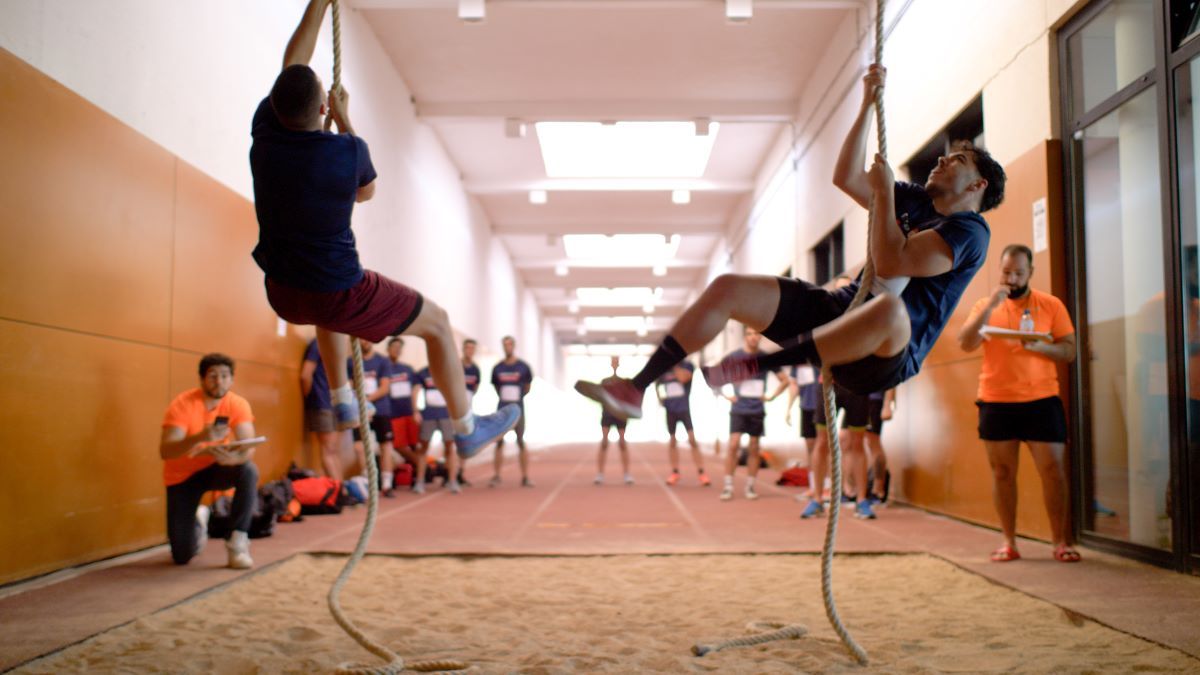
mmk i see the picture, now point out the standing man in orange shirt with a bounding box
[958,244,1079,563]
[160,354,261,569]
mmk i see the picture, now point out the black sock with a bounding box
[631,335,688,390]
[755,330,821,372]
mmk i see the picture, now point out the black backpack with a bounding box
[207,490,278,540]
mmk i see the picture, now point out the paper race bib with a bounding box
[737,379,765,398]
[425,389,446,407]
[794,366,816,386]
[500,384,522,402]
[665,382,686,399]
[363,377,378,396]
[390,380,412,399]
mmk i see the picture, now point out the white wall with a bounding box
[0,0,556,377]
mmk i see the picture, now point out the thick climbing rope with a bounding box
[692,622,808,657]
[322,3,467,673]
[814,0,887,665]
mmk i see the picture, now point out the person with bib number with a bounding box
[718,326,790,501]
[489,336,535,488]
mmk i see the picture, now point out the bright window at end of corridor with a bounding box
[536,121,719,178]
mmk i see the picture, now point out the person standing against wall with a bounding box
[347,338,396,496]
[300,338,345,479]
[489,336,534,488]
[719,326,790,501]
[657,359,710,487]
[958,244,1080,563]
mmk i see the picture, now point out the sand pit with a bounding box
[15,553,1199,674]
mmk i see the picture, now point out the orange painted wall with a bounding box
[0,48,306,585]
[888,140,1071,542]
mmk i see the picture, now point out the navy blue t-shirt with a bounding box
[463,363,481,393]
[656,361,694,414]
[727,350,776,416]
[303,339,331,411]
[416,367,449,421]
[387,361,418,417]
[348,353,391,418]
[835,181,990,381]
[249,97,377,292]
[491,360,533,408]
[791,365,822,411]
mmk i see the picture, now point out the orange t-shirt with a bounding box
[970,289,1075,403]
[161,388,254,486]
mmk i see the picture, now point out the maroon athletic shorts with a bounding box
[265,270,424,343]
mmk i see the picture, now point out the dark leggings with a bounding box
[166,462,258,564]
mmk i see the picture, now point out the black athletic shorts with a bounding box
[812,384,870,429]
[866,399,886,435]
[666,409,693,434]
[976,396,1067,443]
[761,277,908,395]
[800,407,817,439]
[353,415,394,443]
[601,412,627,429]
[730,412,765,437]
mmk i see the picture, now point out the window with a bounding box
[811,223,844,286]
[904,96,984,187]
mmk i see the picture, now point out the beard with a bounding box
[1007,284,1029,299]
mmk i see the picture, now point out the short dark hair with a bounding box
[199,353,235,378]
[1001,243,1033,266]
[388,337,404,348]
[502,335,515,343]
[953,140,1006,212]
[269,65,323,128]
[463,338,477,348]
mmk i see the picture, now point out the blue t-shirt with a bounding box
[727,350,776,416]
[463,363,481,393]
[303,339,331,411]
[491,360,533,408]
[835,181,990,382]
[656,361,694,414]
[387,361,418,417]
[416,367,449,420]
[791,365,822,411]
[249,97,377,292]
[348,353,391,418]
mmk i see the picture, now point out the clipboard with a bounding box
[979,326,1052,343]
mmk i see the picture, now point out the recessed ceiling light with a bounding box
[555,263,569,277]
[636,326,648,337]
[643,303,655,314]
[652,264,668,277]
[529,189,548,205]
[536,122,719,179]
[671,189,691,205]
[458,0,485,22]
[568,301,580,314]
[726,0,752,22]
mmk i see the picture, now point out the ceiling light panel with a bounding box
[575,286,664,306]
[562,234,681,263]
[536,122,719,179]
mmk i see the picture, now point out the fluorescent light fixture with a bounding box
[652,264,668,277]
[458,0,485,22]
[584,316,648,332]
[671,189,691,205]
[562,234,681,263]
[636,326,648,337]
[529,189,548,205]
[536,121,719,178]
[642,303,655,314]
[555,263,569,277]
[726,0,752,22]
[568,301,580,314]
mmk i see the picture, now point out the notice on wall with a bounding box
[1032,198,1048,254]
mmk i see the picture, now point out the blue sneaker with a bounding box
[456,405,521,458]
[800,499,825,519]
[855,499,877,520]
[333,399,361,430]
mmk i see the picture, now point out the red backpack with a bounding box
[776,466,810,487]
[293,477,343,515]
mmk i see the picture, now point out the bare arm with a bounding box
[283,0,332,69]
[958,287,1010,352]
[866,155,955,279]
[368,376,389,403]
[160,423,226,460]
[832,65,885,209]
[300,359,317,398]
[1023,333,1077,363]
[766,371,792,402]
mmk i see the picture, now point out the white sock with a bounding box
[746,476,756,488]
[724,475,734,487]
[453,413,475,436]
[382,472,393,490]
[332,384,354,405]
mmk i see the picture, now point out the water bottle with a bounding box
[1019,309,1034,333]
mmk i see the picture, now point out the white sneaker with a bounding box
[719,485,734,501]
[488,475,502,488]
[194,505,210,556]
[412,482,426,495]
[623,473,635,486]
[448,480,462,495]
[594,474,605,485]
[744,486,759,501]
[226,531,253,570]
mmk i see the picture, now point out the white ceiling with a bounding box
[356,0,854,346]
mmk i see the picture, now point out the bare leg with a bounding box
[493,438,506,479]
[844,429,869,500]
[597,426,610,474]
[618,427,630,476]
[809,428,830,501]
[445,438,459,483]
[317,430,342,479]
[986,440,1021,549]
[668,435,680,471]
[316,327,350,390]
[1028,441,1070,547]
[403,300,469,419]
[516,426,529,480]
[667,274,784,352]
[811,294,911,363]
[725,432,743,478]
[866,432,888,495]
[414,443,429,485]
[746,436,762,478]
[687,430,704,471]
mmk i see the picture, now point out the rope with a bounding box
[320,4,466,672]
[692,622,808,657]
[811,0,887,665]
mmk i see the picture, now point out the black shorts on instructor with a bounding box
[976,396,1067,443]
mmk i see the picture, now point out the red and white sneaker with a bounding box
[698,471,712,487]
[701,353,760,388]
[574,378,644,420]
[666,471,681,486]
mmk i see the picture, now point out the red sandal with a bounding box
[1053,545,1082,563]
[990,545,1021,562]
